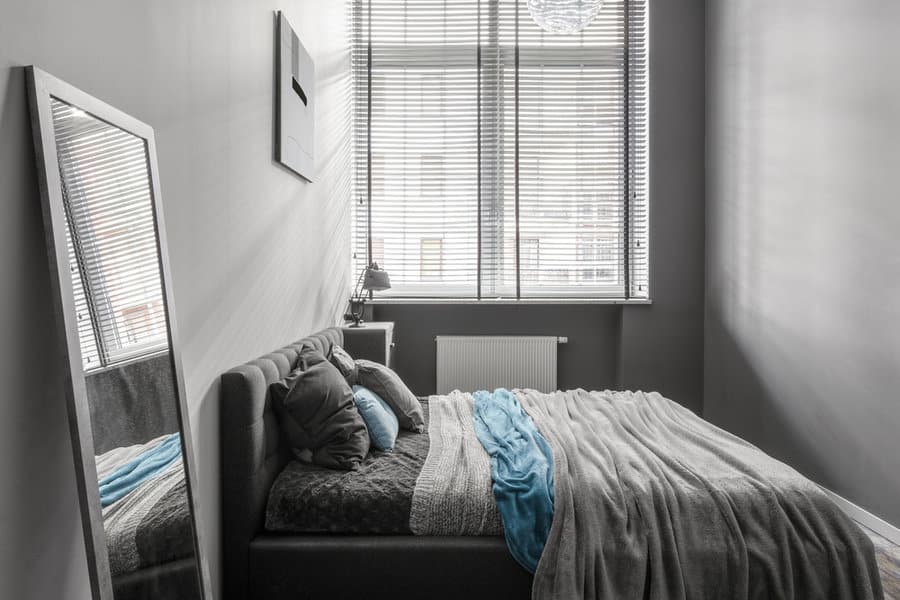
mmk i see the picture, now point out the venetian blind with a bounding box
[352,0,648,300]
[52,98,169,371]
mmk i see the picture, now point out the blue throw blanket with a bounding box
[473,388,554,573]
[98,433,182,507]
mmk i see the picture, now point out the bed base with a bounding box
[248,535,531,600]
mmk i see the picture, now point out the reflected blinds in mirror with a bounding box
[51,98,168,371]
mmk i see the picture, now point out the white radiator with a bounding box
[435,336,564,394]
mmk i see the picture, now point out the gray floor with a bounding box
[862,524,900,599]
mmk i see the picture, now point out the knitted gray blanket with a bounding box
[410,391,502,536]
[97,438,194,576]
[519,389,883,600]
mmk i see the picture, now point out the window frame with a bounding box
[352,0,650,304]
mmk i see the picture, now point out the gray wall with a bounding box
[376,0,707,412]
[86,354,178,454]
[373,304,623,396]
[0,1,351,598]
[705,0,900,527]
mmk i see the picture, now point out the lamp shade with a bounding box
[527,0,603,35]
[362,266,391,291]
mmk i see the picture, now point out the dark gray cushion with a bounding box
[328,344,358,383]
[270,349,370,470]
[295,345,328,368]
[355,360,425,433]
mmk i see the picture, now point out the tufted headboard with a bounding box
[219,327,343,600]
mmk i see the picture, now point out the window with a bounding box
[420,238,444,280]
[371,237,385,267]
[520,237,540,282]
[53,98,169,371]
[352,0,648,300]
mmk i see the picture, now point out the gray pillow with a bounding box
[355,359,424,433]
[328,344,358,383]
[270,349,370,470]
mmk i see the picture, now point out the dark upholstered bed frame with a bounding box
[221,327,532,600]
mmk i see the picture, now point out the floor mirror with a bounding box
[25,66,210,600]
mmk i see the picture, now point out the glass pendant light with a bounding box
[526,0,603,35]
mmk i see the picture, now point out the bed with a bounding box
[220,327,883,600]
[95,434,200,600]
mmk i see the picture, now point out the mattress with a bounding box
[265,402,432,534]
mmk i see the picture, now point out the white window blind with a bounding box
[52,98,169,371]
[352,0,648,300]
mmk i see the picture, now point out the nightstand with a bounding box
[342,321,394,368]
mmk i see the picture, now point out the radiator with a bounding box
[435,336,564,394]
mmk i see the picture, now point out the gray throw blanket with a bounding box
[518,389,883,600]
[411,391,503,535]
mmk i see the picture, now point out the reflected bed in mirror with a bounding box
[26,66,210,600]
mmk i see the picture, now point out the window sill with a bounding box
[367,297,652,306]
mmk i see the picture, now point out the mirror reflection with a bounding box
[50,97,201,600]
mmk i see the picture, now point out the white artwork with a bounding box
[276,11,315,181]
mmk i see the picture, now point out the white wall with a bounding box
[0,1,351,597]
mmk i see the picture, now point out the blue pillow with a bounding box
[352,385,399,453]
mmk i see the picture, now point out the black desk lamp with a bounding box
[345,262,391,327]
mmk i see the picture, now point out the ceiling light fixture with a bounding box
[526,0,603,35]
